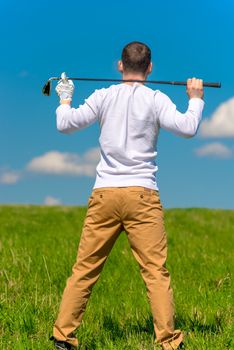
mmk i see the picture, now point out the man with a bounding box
[51,41,204,350]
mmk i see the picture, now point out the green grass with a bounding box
[0,206,233,350]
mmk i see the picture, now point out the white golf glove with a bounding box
[55,72,74,101]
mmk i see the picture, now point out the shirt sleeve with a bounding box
[56,89,105,134]
[155,91,205,138]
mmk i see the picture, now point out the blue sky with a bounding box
[0,0,234,208]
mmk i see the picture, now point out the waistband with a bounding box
[92,186,159,194]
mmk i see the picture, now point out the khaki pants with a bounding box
[53,187,183,349]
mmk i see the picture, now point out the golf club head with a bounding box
[42,80,51,96]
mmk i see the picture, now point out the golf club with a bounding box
[42,77,221,96]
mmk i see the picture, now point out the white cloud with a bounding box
[200,97,234,138]
[27,147,100,177]
[0,170,21,184]
[83,147,100,163]
[0,148,100,186]
[195,142,233,158]
[44,196,62,206]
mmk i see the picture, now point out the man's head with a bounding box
[118,41,152,78]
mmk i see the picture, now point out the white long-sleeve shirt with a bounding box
[56,83,204,190]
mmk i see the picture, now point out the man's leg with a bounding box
[122,187,183,350]
[53,188,123,348]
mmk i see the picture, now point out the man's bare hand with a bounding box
[187,78,204,99]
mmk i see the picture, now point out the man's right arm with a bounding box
[155,78,204,138]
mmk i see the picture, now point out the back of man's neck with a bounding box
[122,72,147,85]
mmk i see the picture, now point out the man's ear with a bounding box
[118,60,124,73]
[147,62,153,75]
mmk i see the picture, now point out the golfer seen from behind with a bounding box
[52,41,204,350]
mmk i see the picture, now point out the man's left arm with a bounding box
[56,92,102,133]
[55,73,104,133]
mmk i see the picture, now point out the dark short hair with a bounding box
[121,41,151,74]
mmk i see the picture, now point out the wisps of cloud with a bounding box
[27,148,100,177]
[194,142,233,159]
[0,147,100,186]
[18,70,29,78]
[0,170,21,184]
[199,97,234,138]
[44,196,62,206]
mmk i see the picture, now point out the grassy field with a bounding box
[0,206,233,350]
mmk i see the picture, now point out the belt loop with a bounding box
[143,187,151,192]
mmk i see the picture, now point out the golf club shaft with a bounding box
[49,77,221,88]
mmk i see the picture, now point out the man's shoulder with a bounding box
[91,84,129,100]
[91,84,119,97]
[91,84,168,102]
[94,83,159,92]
